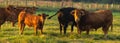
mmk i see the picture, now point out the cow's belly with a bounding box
[26,23,33,27]
[92,24,102,29]
[24,19,34,27]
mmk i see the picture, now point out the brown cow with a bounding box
[15,6,38,14]
[48,7,77,34]
[0,5,16,29]
[18,9,49,35]
[7,5,38,27]
[71,9,113,38]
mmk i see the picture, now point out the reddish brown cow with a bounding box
[18,9,48,35]
[71,9,113,38]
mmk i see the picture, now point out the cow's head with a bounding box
[5,5,18,22]
[6,5,17,15]
[71,9,86,22]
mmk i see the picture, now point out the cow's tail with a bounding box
[48,11,59,19]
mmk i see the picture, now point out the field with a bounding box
[0,8,120,43]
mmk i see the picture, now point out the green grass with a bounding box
[0,11,120,43]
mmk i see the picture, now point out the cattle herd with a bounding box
[0,5,113,38]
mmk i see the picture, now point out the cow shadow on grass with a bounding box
[45,32,82,39]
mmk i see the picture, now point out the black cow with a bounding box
[48,7,77,34]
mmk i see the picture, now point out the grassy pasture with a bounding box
[0,9,120,43]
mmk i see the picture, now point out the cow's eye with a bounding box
[80,12,83,15]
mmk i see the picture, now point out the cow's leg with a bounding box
[59,24,62,34]
[63,24,68,34]
[34,26,38,35]
[12,22,16,27]
[40,26,43,35]
[77,28,81,34]
[86,26,90,35]
[20,23,25,35]
[58,18,63,34]
[86,29,90,35]
[58,20,62,34]
[76,24,81,34]
[11,22,15,27]
[102,25,109,38]
[41,29,43,34]
[19,23,22,35]
[71,23,75,33]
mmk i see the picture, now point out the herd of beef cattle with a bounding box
[0,5,113,38]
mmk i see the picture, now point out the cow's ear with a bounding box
[38,14,41,16]
[22,8,27,11]
[7,7,13,11]
[80,9,86,16]
[71,10,75,15]
[81,11,85,16]
[7,7,10,10]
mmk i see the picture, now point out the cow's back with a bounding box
[95,10,113,23]
[58,7,76,23]
[24,14,39,27]
[80,10,113,29]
